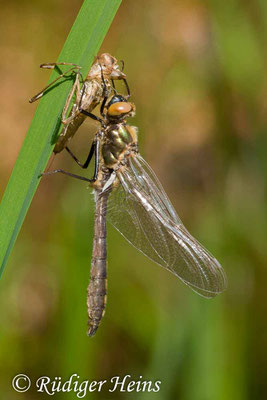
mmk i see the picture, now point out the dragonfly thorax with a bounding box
[102,124,138,168]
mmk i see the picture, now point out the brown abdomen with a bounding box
[87,190,109,336]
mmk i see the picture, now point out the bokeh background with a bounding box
[0,0,267,399]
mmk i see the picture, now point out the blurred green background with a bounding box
[0,0,267,399]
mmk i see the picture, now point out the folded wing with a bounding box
[105,154,227,298]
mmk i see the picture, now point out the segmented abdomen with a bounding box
[87,190,109,336]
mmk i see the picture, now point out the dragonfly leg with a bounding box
[99,62,109,117]
[120,59,125,72]
[100,96,108,117]
[61,70,82,125]
[41,62,80,68]
[65,141,95,169]
[29,64,81,103]
[63,138,100,181]
[118,59,130,98]
[93,139,100,181]
[79,108,104,124]
[41,169,94,183]
[123,78,130,98]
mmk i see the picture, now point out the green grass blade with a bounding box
[0,0,122,277]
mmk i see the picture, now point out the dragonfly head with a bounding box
[106,95,136,121]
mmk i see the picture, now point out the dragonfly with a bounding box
[30,53,129,154]
[44,88,227,337]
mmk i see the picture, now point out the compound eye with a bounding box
[108,102,132,117]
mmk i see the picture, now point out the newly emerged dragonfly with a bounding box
[30,53,129,153]
[45,88,227,336]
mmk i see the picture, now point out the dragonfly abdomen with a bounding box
[87,190,109,337]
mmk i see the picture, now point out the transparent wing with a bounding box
[105,154,227,298]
